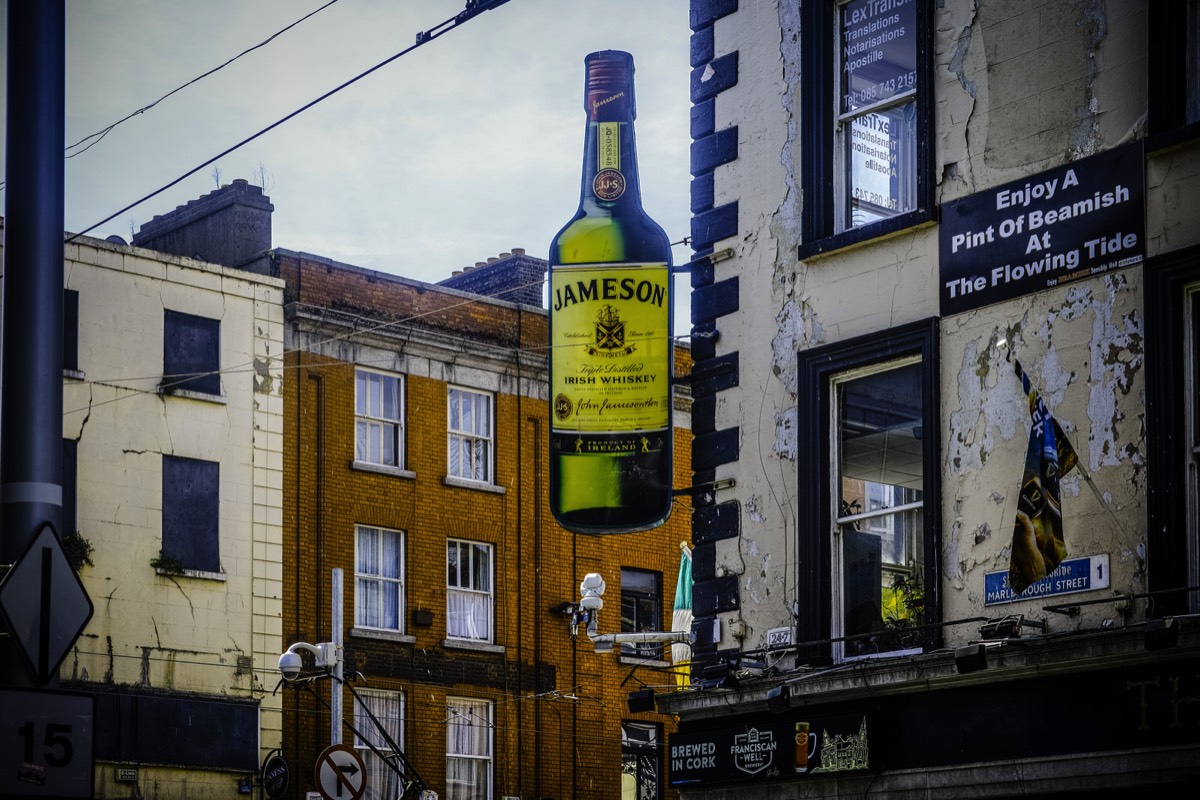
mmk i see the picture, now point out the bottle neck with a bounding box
[579,87,642,211]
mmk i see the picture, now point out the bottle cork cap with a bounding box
[584,49,635,119]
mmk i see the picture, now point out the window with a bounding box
[356,526,405,632]
[1149,0,1200,135]
[448,388,493,483]
[620,568,662,659]
[163,310,220,395]
[63,439,77,541]
[799,0,934,257]
[834,360,924,658]
[446,697,492,800]
[64,289,79,373]
[796,319,939,663]
[356,369,404,468]
[354,688,405,800]
[621,721,661,800]
[446,540,493,642]
[1145,250,1200,615]
[161,455,220,573]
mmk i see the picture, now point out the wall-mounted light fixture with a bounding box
[1144,618,1179,651]
[627,688,657,713]
[766,685,791,715]
[954,643,989,674]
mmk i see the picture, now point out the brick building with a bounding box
[134,181,694,799]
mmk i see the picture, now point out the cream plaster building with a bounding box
[3,215,286,796]
[658,1,1200,797]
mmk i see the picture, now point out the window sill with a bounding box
[351,461,415,480]
[442,638,505,654]
[619,656,670,668]
[351,627,414,644]
[797,208,937,261]
[157,385,227,404]
[443,476,505,495]
[64,369,85,381]
[155,567,226,581]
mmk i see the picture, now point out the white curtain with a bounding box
[447,589,490,640]
[446,698,491,800]
[355,689,403,800]
[356,527,403,630]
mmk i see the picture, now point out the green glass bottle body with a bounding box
[548,50,675,535]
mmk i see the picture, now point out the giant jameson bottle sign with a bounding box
[548,50,674,535]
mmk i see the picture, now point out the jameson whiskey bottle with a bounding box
[548,50,674,535]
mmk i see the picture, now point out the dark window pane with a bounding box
[62,438,77,538]
[162,455,219,572]
[164,310,220,394]
[64,289,78,372]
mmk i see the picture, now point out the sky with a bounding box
[1,0,695,330]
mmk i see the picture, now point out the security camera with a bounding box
[278,650,303,681]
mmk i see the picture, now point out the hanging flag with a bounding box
[1008,360,1079,595]
[671,544,693,687]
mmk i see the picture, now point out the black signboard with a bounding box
[939,142,1145,316]
[669,712,870,787]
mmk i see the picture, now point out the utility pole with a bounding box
[1,0,67,690]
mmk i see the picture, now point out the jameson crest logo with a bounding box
[594,305,625,350]
[589,304,634,357]
[594,168,625,200]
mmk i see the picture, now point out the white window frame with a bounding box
[355,525,405,634]
[353,688,405,800]
[447,387,494,484]
[1186,285,1200,607]
[356,369,405,468]
[830,354,924,663]
[446,697,492,800]
[446,539,494,643]
[834,0,920,234]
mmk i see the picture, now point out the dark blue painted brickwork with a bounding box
[693,427,739,472]
[687,0,742,634]
[695,500,741,544]
[691,52,739,104]
[691,0,738,31]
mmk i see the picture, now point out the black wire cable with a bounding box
[64,0,344,160]
[66,0,513,243]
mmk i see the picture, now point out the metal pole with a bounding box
[1,0,66,689]
[331,568,343,744]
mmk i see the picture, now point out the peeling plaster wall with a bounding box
[703,0,798,652]
[54,239,285,760]
[941,271,1145,632]
[708,0,1154,652]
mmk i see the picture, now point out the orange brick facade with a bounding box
[278,249,692,799]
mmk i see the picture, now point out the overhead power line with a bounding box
[64,0,345,160]
[68,0,514,243]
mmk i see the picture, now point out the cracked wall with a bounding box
[702,0,1154,653]
[49,237,286,759]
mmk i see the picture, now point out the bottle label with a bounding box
[550,263,671,433]
[594,122,625,200]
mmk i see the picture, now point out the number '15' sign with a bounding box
[0,689,94,798]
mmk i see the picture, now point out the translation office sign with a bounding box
[939,142,1145,316]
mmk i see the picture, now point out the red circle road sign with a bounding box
[314,744,366,800]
